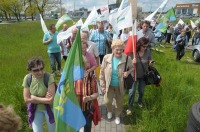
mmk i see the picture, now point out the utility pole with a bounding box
[60,0,62,16]
[74,0,75,12]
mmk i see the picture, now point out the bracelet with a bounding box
[89,95,92,101]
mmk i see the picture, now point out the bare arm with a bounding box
[60,42,64,55]
[95,56,100,66]
[43,37,52,45]
[24,83,56,104]
[99,57,106,94]
[87,65,97,73]
[23,88,34,103]
[83,93,99,103]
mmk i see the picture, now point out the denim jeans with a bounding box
[32,109,55,132]
[48,52,61,73]
[194,37,200,45]
[83,110,92,132]
[128,78,146,109]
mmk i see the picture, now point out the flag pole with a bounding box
[156,10,163,22]
[132,20,137,81]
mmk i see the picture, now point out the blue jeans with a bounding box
[48,52,61,73]
[128,78,146,109]
[194,37,200,45]
[83,110,92,132]
[32,109,55,132]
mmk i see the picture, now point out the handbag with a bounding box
[138,53,161,86]
[124,56,134,89]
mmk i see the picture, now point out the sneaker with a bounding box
[52,72,56,77]
[126,109,132,115]
[56,70,62,76]
[115,117,120,125]
[107,112,112,119]
[138,103,143,108]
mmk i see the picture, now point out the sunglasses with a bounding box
[142,46,148,48]
[32,67,44,72]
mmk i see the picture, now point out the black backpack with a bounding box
[27,72,57,89]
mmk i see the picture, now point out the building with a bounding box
[68,7,88,19]
[175,3,200,16]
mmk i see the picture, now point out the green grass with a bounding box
[0,19,199,131]
[124,45,200,131]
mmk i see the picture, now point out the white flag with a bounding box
[175,19,184,28]
[81,7,98,31]
[118,0,129,12]
[158,0,168,10]
[109,9,119,35]
[117,5,133,31]
[145,7,160,21]
[190,20,197,29]
[57,19,83,44]
[39,14,48,34]
[177,19,184,25]
[76,18,84,27]
[97,5,109,21]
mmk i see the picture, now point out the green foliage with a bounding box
[124,45,200,131]
[0,20,57,131]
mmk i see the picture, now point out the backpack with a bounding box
[27,72,57,89]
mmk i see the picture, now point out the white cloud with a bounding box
[62,0,199,12]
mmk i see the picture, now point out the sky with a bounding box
[62,0,199,12]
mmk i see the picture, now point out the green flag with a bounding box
[53,29,86,132]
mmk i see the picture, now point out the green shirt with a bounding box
[22,73,54,110]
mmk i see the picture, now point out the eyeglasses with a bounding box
[142,46,148,48]
[32,67,44,72]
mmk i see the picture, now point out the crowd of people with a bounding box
[20,19,200,132]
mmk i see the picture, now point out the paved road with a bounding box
[91,95,126,132]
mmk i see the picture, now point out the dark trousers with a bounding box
[99,55,105,64]
[165,33,172,43]
[83,110,92,132]
[48,52,61,73]
[176,48,185,60]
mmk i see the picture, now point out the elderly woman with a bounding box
[100,39,134,125]
[127,37,153,115]
[22,57,56,132]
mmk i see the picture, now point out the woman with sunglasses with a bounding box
[22,57,56,132]
[126,37,154,115]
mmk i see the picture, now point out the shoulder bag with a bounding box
[124,56,134,89]
[138,53,161,86]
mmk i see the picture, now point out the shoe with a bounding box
[138,103,143,108]
[57,70,62,76]
[52,72,56,77]
[107,112,112,119]
[126,109,132,115]
[115,117,120,125]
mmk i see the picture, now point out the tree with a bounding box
[0,0,11,20]
[9,0,23,21]
[32,0,56,17]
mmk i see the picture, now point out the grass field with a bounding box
[0,19,200,131]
